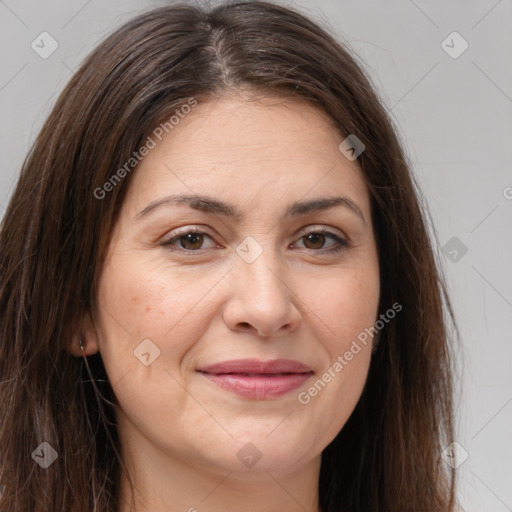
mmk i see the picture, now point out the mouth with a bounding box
[197,359,314,399]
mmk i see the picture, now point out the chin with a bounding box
[203,429,317,476]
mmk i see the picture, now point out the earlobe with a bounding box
[67,311,100,357]
[68,335,100,358]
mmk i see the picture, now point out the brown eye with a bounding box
[177,232,204,250]
[161,230,216,252]
[294,230,349,254]
[302,232,327,250]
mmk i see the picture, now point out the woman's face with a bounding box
[90,94,380,478]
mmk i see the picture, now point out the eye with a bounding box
[293,229,349,254]
[161,228,217,252]
[160,226,349,255]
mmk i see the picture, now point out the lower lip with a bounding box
[200,372,313,398]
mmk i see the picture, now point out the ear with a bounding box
[67,309,100,358]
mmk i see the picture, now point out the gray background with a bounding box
[0,0,511,510]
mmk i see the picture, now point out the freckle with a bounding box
[145,306,151,312]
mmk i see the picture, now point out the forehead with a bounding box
[123,94,370,218]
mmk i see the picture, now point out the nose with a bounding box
[222,248,301,339]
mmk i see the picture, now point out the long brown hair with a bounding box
[0,2,459,510]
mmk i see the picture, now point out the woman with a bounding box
[0,1,460,511]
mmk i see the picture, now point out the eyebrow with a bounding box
[136,193,366,224]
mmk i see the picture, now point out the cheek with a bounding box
[94,253,225,374]
[321,283,377,373]
[298,263,378,428]
[309,262,380,350]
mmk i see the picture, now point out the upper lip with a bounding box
[197,358,313,375]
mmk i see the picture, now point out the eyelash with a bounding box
[160,227,349,255]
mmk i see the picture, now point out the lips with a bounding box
[197,359,313,399]
[198,358,312,375]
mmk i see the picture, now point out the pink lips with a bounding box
[197,359,313,399]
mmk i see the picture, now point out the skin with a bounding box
[71,92,380,512]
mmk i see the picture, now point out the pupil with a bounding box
[306,233,324,249]
[182,233,203,249]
